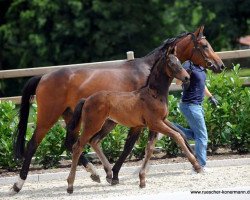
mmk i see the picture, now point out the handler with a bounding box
[175,60,218,172]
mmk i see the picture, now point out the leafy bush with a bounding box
[0,101,19,170]
[156,94,187,157]
[158,136,180,157]
[34,123,66,169]
[205,65,250,153]
[101,125,127,162]
[132,128,149,159]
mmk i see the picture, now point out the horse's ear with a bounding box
[194,25,204,39]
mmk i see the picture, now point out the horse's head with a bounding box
[177,26,225,73]
[166,47,190,87]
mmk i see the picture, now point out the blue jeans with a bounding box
[174,102,208,167]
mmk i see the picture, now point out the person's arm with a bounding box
[176,79,182,86]
[204,86,212,97]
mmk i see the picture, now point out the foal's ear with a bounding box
[173,46,177,56]
[167,46,176,55]
[194,25,204,39]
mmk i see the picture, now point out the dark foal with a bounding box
[66,50,201,193]
[12,26,224,194]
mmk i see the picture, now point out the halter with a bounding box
[189,33,213,68]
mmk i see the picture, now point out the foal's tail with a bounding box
[66,99,86,134]
[14,76,42,159]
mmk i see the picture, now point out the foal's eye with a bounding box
[202,44,208,49]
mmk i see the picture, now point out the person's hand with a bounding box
[209,96,219,107]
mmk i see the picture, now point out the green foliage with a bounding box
[101,125,128,162]
[167,94,187,126]
[205,65,250,153]
[157,95,186,157]
[158,136,180,157]
[132,128,149,159]
[34,123,66,169]
[0,101,20,170]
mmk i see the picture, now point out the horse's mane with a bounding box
[145,32,191,57]
[139,32,192,90]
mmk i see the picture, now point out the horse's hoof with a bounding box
[106,176,112,184]
[111,179,119,185]
[9,183,20,195]
[90,174,101,183]
[139,183,146,188]
[67,187,73,194]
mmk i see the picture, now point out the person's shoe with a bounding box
[191,167,211,175]
[202,167,211,173]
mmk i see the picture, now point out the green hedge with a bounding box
[0,65,249,170]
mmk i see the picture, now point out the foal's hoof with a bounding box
[90,174,101,183]
[106,176,112,184]
[67,187,73,194]
[111,179,119,185]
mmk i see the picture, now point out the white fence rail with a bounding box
[0,49,249,104]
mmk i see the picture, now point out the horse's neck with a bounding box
[176,35,192,63]
[147,66,173,99]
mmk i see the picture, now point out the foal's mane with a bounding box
[141,47,169,89]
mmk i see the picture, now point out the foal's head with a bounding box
[165,47,190,85]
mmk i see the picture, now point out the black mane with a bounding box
[145,32,191,57]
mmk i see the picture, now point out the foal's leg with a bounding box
[89,120,116,183]
[67,110,108,193]
[138,131,158,188]
[111,127,141,185]
[63,109,100,183]
[154,120,201,171]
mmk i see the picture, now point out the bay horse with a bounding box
[12,26,224,194]
[66,48,198,193]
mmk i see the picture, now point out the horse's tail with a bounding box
[14,76,42,159]
[67,99,86,134]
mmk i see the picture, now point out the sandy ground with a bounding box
[0,164,249,200]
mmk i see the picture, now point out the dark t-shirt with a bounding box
[181,61,206,105]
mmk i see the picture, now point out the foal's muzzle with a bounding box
[182,77,190,91]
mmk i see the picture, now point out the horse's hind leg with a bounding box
[139,131,158,188]
[11,98,65,194]
[63,108,100,183]
[111,127,141,185]
[89,120,116,184]
[11,125,55,194]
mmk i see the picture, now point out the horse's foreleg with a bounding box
[89,120,116,183]
[111,127,141,185]
[138,131,158,188]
